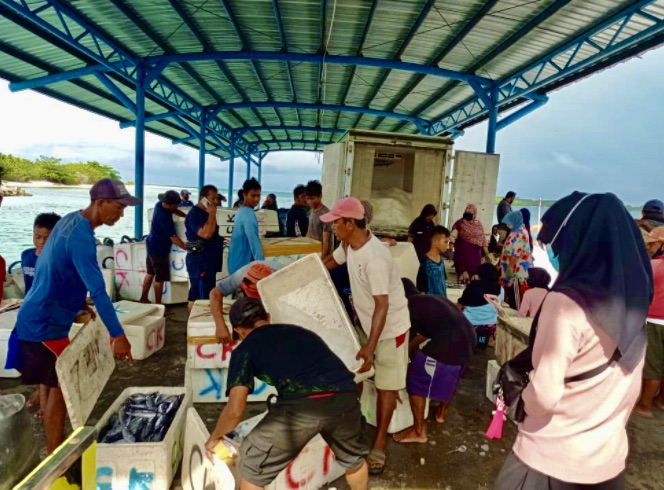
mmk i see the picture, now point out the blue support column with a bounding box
[134,66,146,238]
[246,153,251,180]
[258,153,263,183]
[486,85,498,154]
[228,134,235,208]
[198,111,207,196]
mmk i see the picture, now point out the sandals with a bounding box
[367,449,386,475]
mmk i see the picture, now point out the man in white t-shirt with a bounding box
[321,197,410,476]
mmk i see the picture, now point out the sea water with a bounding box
[0,185,295,265]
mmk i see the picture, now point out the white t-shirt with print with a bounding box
[333,234,410,340]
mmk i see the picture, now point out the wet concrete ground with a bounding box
[2,304,663,489]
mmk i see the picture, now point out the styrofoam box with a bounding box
[187,299,237,369]
[185,360,277,403]
[148,206,190,242]
[94,386,192,490]
[70,301,166,361]
[217,209,269,238]
[388,242,420,284]
[224,412,345,490]
[181,407,235,490]
[360,378,429,434]
[0,306,20,377]
[446,286,463,305]
[257,254,374,383]
[486,360,500,403]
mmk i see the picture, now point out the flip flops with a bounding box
[367,449,386,475]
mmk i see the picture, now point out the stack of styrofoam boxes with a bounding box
[185,299,277,403]
[96,243,116,300]
[181,408,345,490]
[69,300,166,361]
[218,208,272,277]
[113,240,188,303]
[0,304,21,378]
[388,241,420,284]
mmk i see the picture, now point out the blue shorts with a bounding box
[188,272,217,301]
[406,351,461,402]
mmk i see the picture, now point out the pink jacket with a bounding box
[518,287,547,317]
[513,292,644,484]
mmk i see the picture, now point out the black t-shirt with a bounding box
[226,324,356,399]
[408,295,475,366]
[286,205,309,237]
[459,280,501,307]
[408,217,434,260]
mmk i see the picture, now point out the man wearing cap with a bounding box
[320,197,410,475]
[10,178,136,454]
[179,189,194,207]
[140,190,187,304]
[209,260,282,343]
[636,199,664,233]
[205,297,369,490]
[634,227,664,417]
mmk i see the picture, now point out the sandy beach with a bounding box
[3,180,94,189]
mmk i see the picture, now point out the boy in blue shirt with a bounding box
[10,179,137,454]
[22,212,61,295]
[228,178,265,275]
[416,225,450,298]
[140,190,186,304]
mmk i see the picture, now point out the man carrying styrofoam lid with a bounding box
[209,260,283,344]
[320,196,411,476]
[7,178,137,455]
[205,297,369,490]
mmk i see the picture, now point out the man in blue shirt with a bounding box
[140,190,187,304]
[179,189,194,207]
[12,179,137,454]
[184,185,224,311]
[228,178,265,275]
[21,212,61,295]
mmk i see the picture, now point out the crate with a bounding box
[388,242,420,283]
[94,387,192,490]
[257,254,374,382]
[184,360,277,403]
[495,313,531,365]
[360,378,429,434]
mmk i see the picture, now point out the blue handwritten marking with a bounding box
[254,381,268,394]
[200,369,223,400]
[128,468,154,490]
[171,259,185,271]
[96,467,113,490]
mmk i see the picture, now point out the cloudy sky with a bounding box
[1,45,662,205]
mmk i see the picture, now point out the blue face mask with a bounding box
[547,245,560,272]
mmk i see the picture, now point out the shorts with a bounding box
[406,351,461,402]
[475,324,496,350]
[18,340,64,388]
[239,392,368,487]
[187,272,217,301]
[643,321,664,380]
[146,253,171,282]
[373,332,409,391]
[495,452,625,490]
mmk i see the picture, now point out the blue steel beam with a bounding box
[0,0,252,154]
[209,101,431,132]
[426,0,664,136]
[349,0,436,130]
[10,52,494,92]
[495,96,548,131]
[251,139,321,148]
[392,0,573,133]
[235,125,346,136]
[220,148,320,163]
[271,0,300,126]
[134,67,146,239]
[94,72,137,113]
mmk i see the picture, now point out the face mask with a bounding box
[547,245,560,272]
[544,194,594,273]
[463,212,473,221]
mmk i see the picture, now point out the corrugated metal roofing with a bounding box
[0,0,662,157]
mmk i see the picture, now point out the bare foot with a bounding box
[27,389,40,408]
[436,402,449,424]
[139,298,152,304]
[33,408,44,419]
[393,426,427,444]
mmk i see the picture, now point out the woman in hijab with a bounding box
[261,193,278,211]
[499,209,533,309]
[451,204,488,283]
[408,204,437,261]
[495,192,653,490]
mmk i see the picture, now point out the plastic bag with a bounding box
[0,394,40,489]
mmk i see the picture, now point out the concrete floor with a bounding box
[2,304,663,489]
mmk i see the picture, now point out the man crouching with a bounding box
[205,297,369,490]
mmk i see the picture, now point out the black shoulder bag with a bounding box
[493,295,621,422]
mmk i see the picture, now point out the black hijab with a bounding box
[538,192,654,372]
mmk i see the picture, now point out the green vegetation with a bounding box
[0,154,120,185]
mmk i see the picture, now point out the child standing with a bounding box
[21,213,61,295]
[518,267,551,317]
[457,263,503,348]
[416,225,450,298]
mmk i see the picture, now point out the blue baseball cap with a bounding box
[643,199,664,214]
[90,179,140,206]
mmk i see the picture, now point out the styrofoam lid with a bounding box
[56,319,115,428]
[113,300,160,324]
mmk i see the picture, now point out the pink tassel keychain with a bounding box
[486,390,506,440]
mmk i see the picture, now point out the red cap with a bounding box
[240,263,273,298]
[319,197,365,223]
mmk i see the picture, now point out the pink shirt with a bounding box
[518,287,547,317]
[649,258,664,320]
[513,292,644,484]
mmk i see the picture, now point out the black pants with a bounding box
[495,452,625,490]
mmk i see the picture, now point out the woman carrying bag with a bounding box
[494,192,653,490]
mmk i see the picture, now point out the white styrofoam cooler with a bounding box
[388,242,420,284]
[95,387,192,490]
[70,301,166,361]
[187,299,236,369]
[360,378,429,434]
[486,359,500,403]
[185,360,277,403]
[0,304,21,377]
[257,254,374,383]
